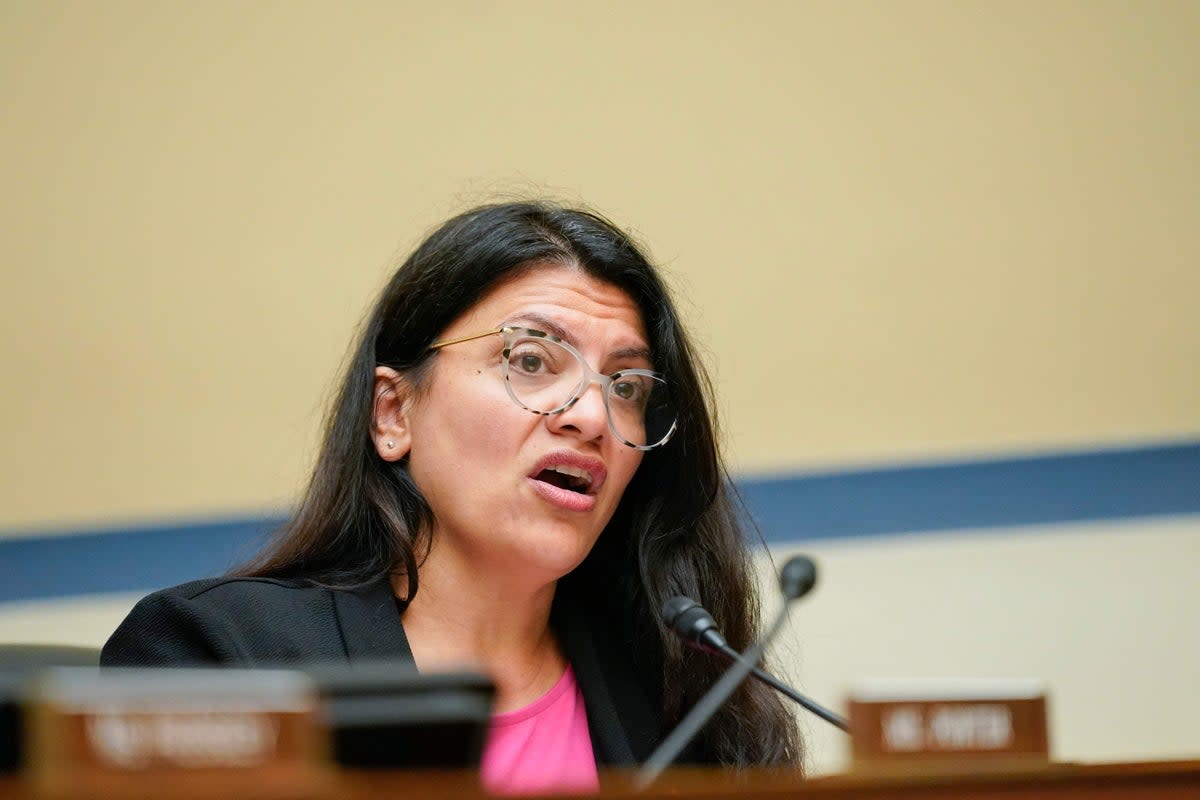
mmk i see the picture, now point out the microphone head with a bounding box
[661,595,728,652]
[779,555,818,601]
[661,596,699,629]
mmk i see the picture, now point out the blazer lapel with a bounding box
[332,574,415,662]
[556,592,661,767]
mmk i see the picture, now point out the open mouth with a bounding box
[533,465,594,495]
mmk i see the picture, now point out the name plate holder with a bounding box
[847,678,1050,773]
[26,668,331,798]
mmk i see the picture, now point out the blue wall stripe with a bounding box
[739,441,1200,542]
[0,518,285,605]
[1,441,1197,605]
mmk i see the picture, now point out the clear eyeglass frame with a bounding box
[428,325,677,451]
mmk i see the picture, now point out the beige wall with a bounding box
[2,1,1196,531]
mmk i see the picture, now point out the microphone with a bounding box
[635,555,818,789]
[660,596,729,653]
[663,596,849,732]
[779,553,817,600]
[659,555,819,656]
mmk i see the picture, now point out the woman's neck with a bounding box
[393,544,566,713]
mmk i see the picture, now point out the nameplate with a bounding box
[847,678,1049,770]
[26,668,330,797]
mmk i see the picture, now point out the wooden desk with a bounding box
[2,759,1197,799]
[629,760,1200,800]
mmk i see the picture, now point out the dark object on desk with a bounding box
[305,662,494,770]
[0,645,100,673]
[0,644,100,773]
[0,673,21,773]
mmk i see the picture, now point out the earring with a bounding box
[386,440,395,449]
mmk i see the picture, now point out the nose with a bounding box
[545,378,610,442]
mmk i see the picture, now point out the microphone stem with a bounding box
[716,644,849,732]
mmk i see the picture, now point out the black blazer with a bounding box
[101,574,667,767]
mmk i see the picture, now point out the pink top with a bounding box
[480,665,599,796]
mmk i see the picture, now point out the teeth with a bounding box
[549,464,592,488]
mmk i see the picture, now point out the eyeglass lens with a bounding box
[504,334,675,448]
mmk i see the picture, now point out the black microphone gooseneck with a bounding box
[635,555,816,790]
[664,596,849,733]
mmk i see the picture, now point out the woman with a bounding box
[102,201,802,790]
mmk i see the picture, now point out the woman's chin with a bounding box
[501,530,597,582]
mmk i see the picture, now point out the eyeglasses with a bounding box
[428,326,677,450]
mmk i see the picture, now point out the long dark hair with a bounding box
[241,201,802,767]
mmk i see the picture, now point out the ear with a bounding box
[373,366,414,461]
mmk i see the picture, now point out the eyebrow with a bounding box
[507,312,654,364]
